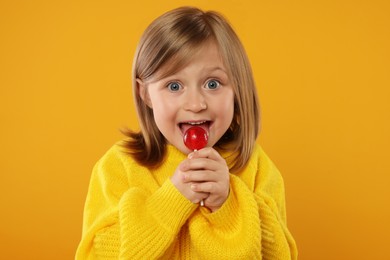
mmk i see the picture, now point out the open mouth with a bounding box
[179,120,211,136]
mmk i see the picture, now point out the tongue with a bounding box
[183,126,208,150]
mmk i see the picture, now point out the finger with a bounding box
[183,170,216,183]
[184,157,221,171]
[191,182,218,194]
[191,191,209,204]
[188,147,225,162]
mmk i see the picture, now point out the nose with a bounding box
[183,87,207,112]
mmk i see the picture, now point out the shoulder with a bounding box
[92,142,125,176]
[244,143,277,173]
[91,141,141,184]
[94,142,125,171]
[96,140,138,169]
[87,141,156,200]
[93,141,155,187]
[250,144,285,194]
[233,143,283,190]
[253,144,280,175]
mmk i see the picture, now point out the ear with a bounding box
[136,78,152,108]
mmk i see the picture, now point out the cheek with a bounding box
[220,91,235,117]
[210,91,235,129]
[149,96,177,123]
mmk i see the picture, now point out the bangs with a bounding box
[150,38,215,82]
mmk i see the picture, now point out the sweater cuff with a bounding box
[146,179,197,232]
[199,183,240,230]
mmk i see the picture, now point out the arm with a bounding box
[181,147,297,259]
[252,147,298,259]
[188,174,262,259]
[176,148,261,258]
[76,145,197,259]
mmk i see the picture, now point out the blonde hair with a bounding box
[122,6,260,173]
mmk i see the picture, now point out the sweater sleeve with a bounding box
[253,148,298,259]
[75,145,197,259]
[187,147,298,260]
[188,174,262,259]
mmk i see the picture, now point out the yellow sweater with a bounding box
[76,143,297,259]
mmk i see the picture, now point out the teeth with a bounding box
[187,121,206,125]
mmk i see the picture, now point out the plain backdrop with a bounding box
[1,0,389,259]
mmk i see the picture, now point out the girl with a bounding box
[76,6,297,259]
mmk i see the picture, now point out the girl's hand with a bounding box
[171,159,210,205]
[181,147,230,212]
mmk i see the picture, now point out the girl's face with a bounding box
[140,41,234,154]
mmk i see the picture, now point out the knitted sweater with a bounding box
[76,143,297,259]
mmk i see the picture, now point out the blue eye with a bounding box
[168,82,181,92]
[206,80,220,89]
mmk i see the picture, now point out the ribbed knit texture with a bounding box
[75,143,297,259]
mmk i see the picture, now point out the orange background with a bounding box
[1,0,389,259]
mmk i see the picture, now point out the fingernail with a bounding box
[188,152,194,159]
[191,184,196,190]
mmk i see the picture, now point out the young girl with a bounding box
[76,6,297,259]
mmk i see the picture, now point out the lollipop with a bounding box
[183,126,208,151]
[183,126,208,207]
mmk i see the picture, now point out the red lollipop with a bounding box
[183,126,208,207]
[183,126,208,151]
